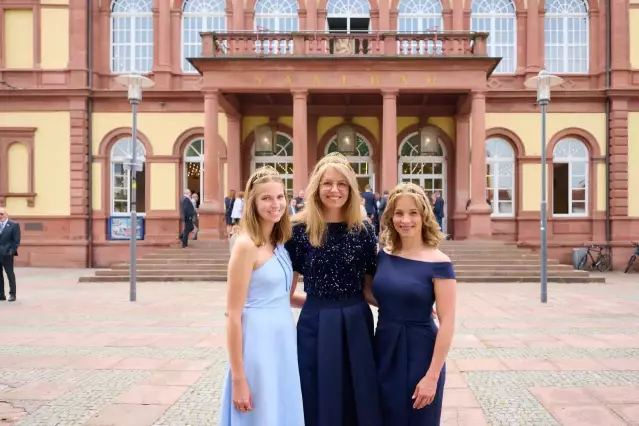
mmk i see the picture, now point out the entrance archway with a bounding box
[326,133,374,192]
[398,129,448,231]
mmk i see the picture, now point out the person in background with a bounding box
[180,189,196,248]
[289,198,297,217]
[360,198,370,222]
[225,189,236,238]
[432,191,445,232]
[361,184,377,223]
[191,192,200,240]
[374,192,382,234]
[231,191,244,225]
[294,190,305,212]
[0,208,20,302]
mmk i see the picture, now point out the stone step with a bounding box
[79,275,606,283]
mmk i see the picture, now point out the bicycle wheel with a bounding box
[625,255,637,274]
[577,254,588,271]
[597,253,612,272]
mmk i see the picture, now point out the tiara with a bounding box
[248,166,280,189]
[318,152,353,170]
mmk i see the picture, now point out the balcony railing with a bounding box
[200,31,488,59]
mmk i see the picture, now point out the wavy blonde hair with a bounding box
[240,166,291,246]
[294,152,365,247]
[380,182,444,253]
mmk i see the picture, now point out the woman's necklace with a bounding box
[398,245,425,258]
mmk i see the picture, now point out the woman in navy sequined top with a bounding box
[285,153,381,426]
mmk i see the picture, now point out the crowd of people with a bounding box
[220,153,457,426]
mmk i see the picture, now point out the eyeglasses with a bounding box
[320,181,349,191]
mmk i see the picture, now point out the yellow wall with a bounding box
[92,112,227,213]
[4,10,34,69]
[41,7,69,69]
[92,162,102,211]
[631,9,639,69]
[8,144,29,193]
[0,112,70,216]
[628,113,639,216]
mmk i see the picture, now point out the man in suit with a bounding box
[179,189,197,248]
[361,184,377,222]
[0,208,20,302]
[432,191,445,232]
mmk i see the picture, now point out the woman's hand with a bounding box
[412,371,439,409]
[232,378,253,413]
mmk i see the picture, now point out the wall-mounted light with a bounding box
[337,124,356,155]
[419,127,439,155]
[254,125,276,155]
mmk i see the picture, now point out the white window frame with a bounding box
[552,138,589,217]
[183,138,204,198]
[326,134,375,191]
[486,138,516,217]
[544,0,589,74]
[254,0,299,54]
[397,0,443,55]
[252,132,294,196]
[397,132,448,232]
[182,0,227,73]
[110,138,147,216]
[470,0,517,74]
[326,0,371,33]
[110,0,154,74]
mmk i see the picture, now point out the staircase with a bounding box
[79,239,605,283]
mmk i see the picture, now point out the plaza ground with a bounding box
[0,269,638,426]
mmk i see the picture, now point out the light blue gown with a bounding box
[220,244,305,426]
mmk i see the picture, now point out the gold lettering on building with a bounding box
[401,75,408,85]
[285,75,293,85]
[370,74,380,85]
[254,75,263,85]
[425,74,436,85]
[341,74,347,85]
[313,75,321,84]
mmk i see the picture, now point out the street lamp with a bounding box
[524,70,563,304]
[114,74,155,302]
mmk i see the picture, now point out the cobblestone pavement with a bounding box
[0,268,638,425]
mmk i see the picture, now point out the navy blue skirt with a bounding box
[297,294,382,426]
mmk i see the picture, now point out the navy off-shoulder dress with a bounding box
[285,222,381,426]
[372,250,456,426]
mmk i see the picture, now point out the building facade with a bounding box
[0,0,638,268]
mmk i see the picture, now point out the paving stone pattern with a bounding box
[0,268,638,425]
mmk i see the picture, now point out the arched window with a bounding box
[326,134,374,191]
[111,0,153,73]
[183,138,204,200]
[110,138,147,214]
[471,0,516,74]
[397,0,443,54]
[253,132,294,197]
[552,138,588,216]
[327,0,370,33]
[486,138,515,216]
[182,0,227,72]
[544,0,589,73]
[254,0,299,54]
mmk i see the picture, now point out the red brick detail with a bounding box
[609,99,629,217]
[69,99,89,218]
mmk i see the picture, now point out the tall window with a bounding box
[326,0,370,33]
[182,0,227,72]
[111,138,147,214]
[111,0,153,73]
[553,138,588,216]
[544,0,589,73]
[471,0,516,73]
[253,133,294,197]
[184,138,204,199]
[397,0,443,55]
[486,138,515,216]
[254,0,299,54]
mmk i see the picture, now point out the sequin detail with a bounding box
[284,222,378,300]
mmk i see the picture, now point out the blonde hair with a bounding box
[294,152,365,247]
[380,182,444,253]
[240,166,291,246]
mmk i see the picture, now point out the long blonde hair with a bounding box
[294,152,365,247]
[380,182,444,253]
[240,166,291,246]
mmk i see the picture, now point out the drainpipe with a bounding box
[86,0,94,268]
[604,0,611,258]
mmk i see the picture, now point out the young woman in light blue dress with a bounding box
[220,166,304,426]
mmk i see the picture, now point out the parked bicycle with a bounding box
[577,244,612,272]
[624,242,639,274]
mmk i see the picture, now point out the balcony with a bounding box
[199,31,488,59]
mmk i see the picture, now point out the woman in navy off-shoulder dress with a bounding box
[285,153,381,426]
[372,182,457,426]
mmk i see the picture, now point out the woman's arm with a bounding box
[290,272,306,308]
[426,277,457,377]
[363,274,378,307]
[225,236,257,380]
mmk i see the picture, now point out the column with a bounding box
[154,0,172,88]
[454,114,470,215]
[467,91,492,238]
[202,91,222,211]
[227,115,241,193]
[292,90,309,192]
[525,0,539,73]
[381,90,398,192]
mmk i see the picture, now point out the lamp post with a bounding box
[524,70,563,304]
[114,74,155,302]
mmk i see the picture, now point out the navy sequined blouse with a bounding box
[284,221,378,300]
